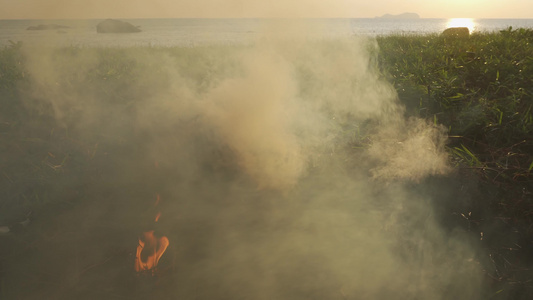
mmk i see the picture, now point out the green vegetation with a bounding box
[377,28,533,185]
[377,28,533,298]
[1,28,532,298]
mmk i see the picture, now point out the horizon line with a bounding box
[2,16,533,21]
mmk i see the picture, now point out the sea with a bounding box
[1,18,533,47]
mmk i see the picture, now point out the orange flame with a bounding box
[135,230,169,272]
[135,191,169,273]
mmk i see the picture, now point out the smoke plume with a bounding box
[7,22,483,299]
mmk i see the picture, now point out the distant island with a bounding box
[26,24,70,31]
[376,13,420,19]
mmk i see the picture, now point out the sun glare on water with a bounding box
[447,18,476,33]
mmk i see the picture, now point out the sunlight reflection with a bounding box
[447,18,476,33]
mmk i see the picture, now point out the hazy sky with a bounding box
[1,0,532,19]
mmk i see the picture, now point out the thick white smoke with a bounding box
[7,23,483,299]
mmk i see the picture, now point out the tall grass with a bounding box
[1,29,532,298]
[1,29,532,231]
[377,28,533,298]
[377,28,533,187]
[0,44,243,212]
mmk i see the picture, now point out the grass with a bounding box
[377,28,533,298]
[377,28,533,186]
[0,29,532,298]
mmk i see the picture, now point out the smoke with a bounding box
[369,117,451,181]
[10,22,483,299]
[204,48,304,190]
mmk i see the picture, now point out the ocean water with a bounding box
[1,18,533,47]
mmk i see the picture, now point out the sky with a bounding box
[1,0,532,19]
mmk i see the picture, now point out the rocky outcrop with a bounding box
[27,24,70,30]
[442,27,470,38]
[96,19,141,33]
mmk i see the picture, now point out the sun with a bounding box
[446,18,476,33]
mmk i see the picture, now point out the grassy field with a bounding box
[0,28,532,299]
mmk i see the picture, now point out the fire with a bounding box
[135,182,169,274]
[134,230,169,272]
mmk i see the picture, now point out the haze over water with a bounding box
[1,18,533,47]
